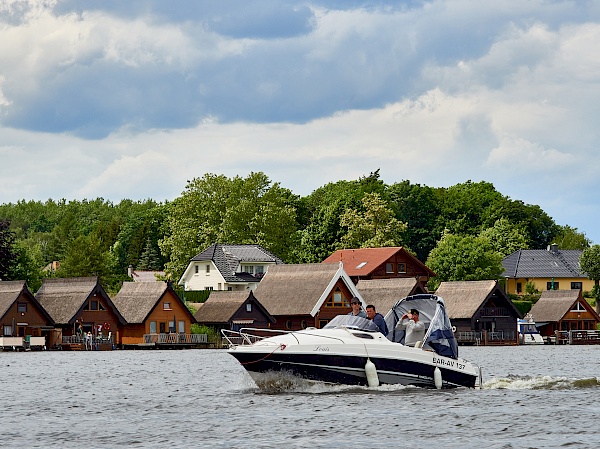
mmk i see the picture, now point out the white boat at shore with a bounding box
[517,314,545,345]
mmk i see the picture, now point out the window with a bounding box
[285,320,292,330]
[255,265,264,274]
[356,262,367,269]
[301,320,307,329]
[571,282,583,290]
[205,286,213,291]
[90,301,99,310]
[227,286,233,291]
[571,302,586,312]
[195,265,199,274]
[246,303,252,312]
[163,302,171,310]
[319,319,329,328]
[3,325,12,336]
[99,302,106,311]
[159,322,166,333]
[386,263,394,273]
[398,263,406,273]
[206,264,210,274]
[149,321,157,333]
[17,302,27,313]
[516,282,522,293]
[245,265,254,274]
[546,281,559,290]
[325,289,346,307]
[178,321,185,333]
[169,321,175,333]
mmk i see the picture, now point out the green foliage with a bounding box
[190,324,220,343]
[479,218,528,257]
[524,281,539,296]
[512,300,533,316]
[0,219,17,279]
[426,230,504,289]
[554,225,590,250]
[338,192,406,249]
[160,172,299,280]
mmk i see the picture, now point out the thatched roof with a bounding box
[36,277,102,324]
[194,291,266,324]
[435,280,499,319]
[254,263,360,316]
[0,280,28,318]
[529,289,591,323]
[356,278,424,314]
[112,281,172,323]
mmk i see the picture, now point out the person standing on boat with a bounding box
[366,304,389,336]
[348,297,367,318]
[398,309,424,346]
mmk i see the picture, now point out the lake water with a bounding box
[2,345,600,448]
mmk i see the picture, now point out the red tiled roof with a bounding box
[322,247,405,276]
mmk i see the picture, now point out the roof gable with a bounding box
[36,277,125,324]
[194,291,274,324]
[322,247,435,277]
[435,280,520,319]
[181,243,284,284]
[254,263,363,317]
[0,280,53,322]
[529,289,600,322]
[113,281,190,324]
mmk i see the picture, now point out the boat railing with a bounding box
[221,327,350,347]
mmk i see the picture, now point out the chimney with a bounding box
[128,264,133,277]
[548,243,558,254]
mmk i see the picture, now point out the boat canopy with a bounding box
[383,294,459,359]
[323,315,381,332]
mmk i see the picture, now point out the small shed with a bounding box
[36,277,126,348]
[194,291,274,331]
[529,289,600,337]
[356,278,427,315]
[253,263,364,330]
[112,281,196,346]
[0,280,55,349]
[435,280,523,345]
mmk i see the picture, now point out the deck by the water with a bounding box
[123,333,209,349]
[456,330,518,346]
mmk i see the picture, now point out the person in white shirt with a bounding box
[398,309,424,347]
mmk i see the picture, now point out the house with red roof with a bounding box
[322,247,435,285]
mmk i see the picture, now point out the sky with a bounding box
[1,0,600,244]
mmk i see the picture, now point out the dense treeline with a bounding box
[0,170,590,293]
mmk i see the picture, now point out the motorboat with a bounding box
[517,314,545,345]
[222,294,482,389]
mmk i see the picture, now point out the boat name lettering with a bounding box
[314,345,329,352]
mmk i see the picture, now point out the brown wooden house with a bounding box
[253,263,364,330]
[529,289,600,338]
[0,280,55,349]
[194,291,275,332]
[322,247,436,284]
[112,281,196,346]
[435,280,523,345]
[356,278,427,316]
[36,277,126,348]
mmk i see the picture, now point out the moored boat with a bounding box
[517,314,545,345]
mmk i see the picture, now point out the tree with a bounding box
[160,172,299,281]
[0,219,17,279]
[338,192,407,249]
[554,225,591,250]
[479,218,529,257]
[580,245,600,314]
[426,230,504,290]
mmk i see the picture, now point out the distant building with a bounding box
[502,244,593,295]
[178,244,283,292]
[356,277,427,316]
[194,291,274,332]
[323,247,435,285]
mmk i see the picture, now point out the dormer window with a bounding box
[246,303,252,312]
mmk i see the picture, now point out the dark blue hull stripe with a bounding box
[231,352,476,388]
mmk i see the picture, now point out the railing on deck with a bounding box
[456,330,516,345]
[143,333,208,344]
[62,335,113,345]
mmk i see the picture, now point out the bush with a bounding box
[512,300,532,316]
[190,324,220,343]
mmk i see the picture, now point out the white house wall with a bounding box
[182,261,226,291]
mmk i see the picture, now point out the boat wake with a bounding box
[483,375,600,390]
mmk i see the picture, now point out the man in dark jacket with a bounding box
[366,304,389,336]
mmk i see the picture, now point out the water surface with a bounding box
[2,345,600,448]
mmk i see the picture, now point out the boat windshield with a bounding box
[520,323,538,333]
[323,315,381,332]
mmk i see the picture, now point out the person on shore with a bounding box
[347,297,367,318]
[398,309,424,346]
[366,304,388,336]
